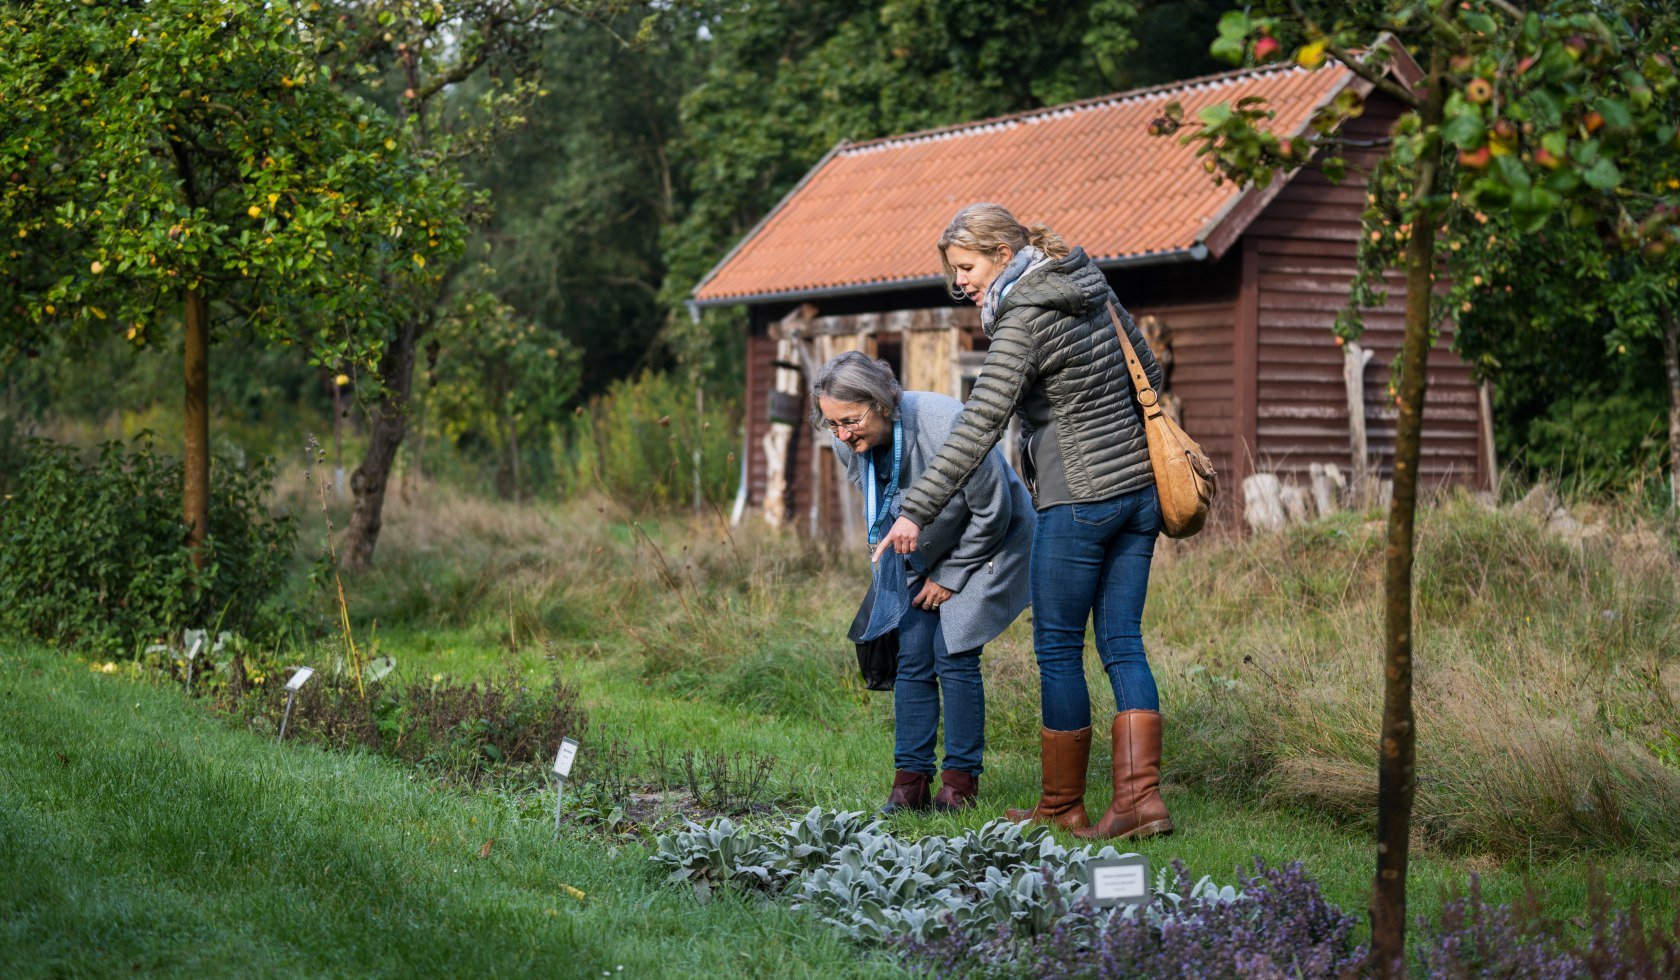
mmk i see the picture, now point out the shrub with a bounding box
[0,436,295,653]
[248,667,587,786]
[651,809,1230,944]
[556,370,739,509]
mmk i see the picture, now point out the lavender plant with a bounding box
[900,859,1365,979]
[1419,874,1680,979]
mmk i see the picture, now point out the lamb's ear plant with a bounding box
[650,809,1203,945]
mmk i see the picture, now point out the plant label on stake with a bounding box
[184,635,203,691]
[553,737,579,838]
[277,667,315,743]
[554,738,579,778]
[1086,855,1151,908]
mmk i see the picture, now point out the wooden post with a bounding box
[1344,340,1375,498]
[1477,381,1498,495]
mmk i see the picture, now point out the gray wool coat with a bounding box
[833,391,1034,653]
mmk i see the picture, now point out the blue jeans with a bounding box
[893,601,985,776]
[1031,488,1161,731]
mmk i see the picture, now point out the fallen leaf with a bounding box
[478,838,494,860]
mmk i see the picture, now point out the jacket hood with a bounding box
[994,247,1102,319]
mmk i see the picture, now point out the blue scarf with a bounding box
[855,416,909,642]
[981,245,1048,332]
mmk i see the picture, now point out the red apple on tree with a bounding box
[1457,146,1492,169]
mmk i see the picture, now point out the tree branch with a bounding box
[1288,0,1423,110]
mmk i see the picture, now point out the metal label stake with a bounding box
[277,666,315,743]
[552,738,579,838]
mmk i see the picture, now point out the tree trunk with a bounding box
[1664,310,1679,511]
[341,317,419,571]
[183,287,211,568]
[1370,54,1445,976]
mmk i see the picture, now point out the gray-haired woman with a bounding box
[813,351,1034,814]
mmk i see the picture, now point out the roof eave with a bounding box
[689,139,848,303]
[692,246,1209,310]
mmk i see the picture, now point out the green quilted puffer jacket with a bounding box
[900,247,1162,527]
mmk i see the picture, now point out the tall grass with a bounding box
[1152,492,1680,857]
[340,478,1680,860]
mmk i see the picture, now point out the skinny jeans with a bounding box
[1030,486,1161,731]
[893,599,985,776]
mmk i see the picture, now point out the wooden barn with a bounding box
[692,56,1494,541]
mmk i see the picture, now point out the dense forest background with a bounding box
[3,0,1668,506]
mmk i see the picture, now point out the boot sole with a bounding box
[1074,818,1174,841]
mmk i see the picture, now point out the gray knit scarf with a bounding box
[980,245,1050,333]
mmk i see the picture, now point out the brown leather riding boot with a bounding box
[933,770,979,811]
[879,770,931,815]
[1004,726,1092,830]
[1074,710,1174,840]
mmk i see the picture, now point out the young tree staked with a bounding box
[1164,3,1680,971]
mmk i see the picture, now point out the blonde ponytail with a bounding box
[1026,223,1069,259]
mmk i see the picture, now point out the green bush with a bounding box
[556,370,740,508]
[0,436,295,653]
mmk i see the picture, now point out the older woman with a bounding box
[874,203,1172,841]
[813,351,1034,814]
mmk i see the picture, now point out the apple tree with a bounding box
[1164,2,1680,970]
[0,0,467,562]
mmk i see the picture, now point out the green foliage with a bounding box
[0,0,466,370]
[470,3,704,396]
[0,437,295,653]
[245,667,588,787]
[425,289,582,499]
[1521,390,1668,493]
[557,370,739,507]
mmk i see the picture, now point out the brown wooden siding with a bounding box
[1129,298,1239,486]
[1245,94,1487,489]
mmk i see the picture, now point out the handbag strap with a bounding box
[1105,298,1163,422]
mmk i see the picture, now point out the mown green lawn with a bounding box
[0,646,906,978]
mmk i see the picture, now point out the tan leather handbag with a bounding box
[1106,299,1218,537]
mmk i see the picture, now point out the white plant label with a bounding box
[553,738,579,778]
[186,636,203,661]
[1087,856,1150,907]
[285,666,315,691]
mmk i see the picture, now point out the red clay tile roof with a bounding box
[693,63,1364,306]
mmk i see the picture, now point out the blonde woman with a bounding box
[874,203,1171,840]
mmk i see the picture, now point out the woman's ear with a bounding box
[995,244,1015,265]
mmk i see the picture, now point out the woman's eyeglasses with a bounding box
[819,406,874,434]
